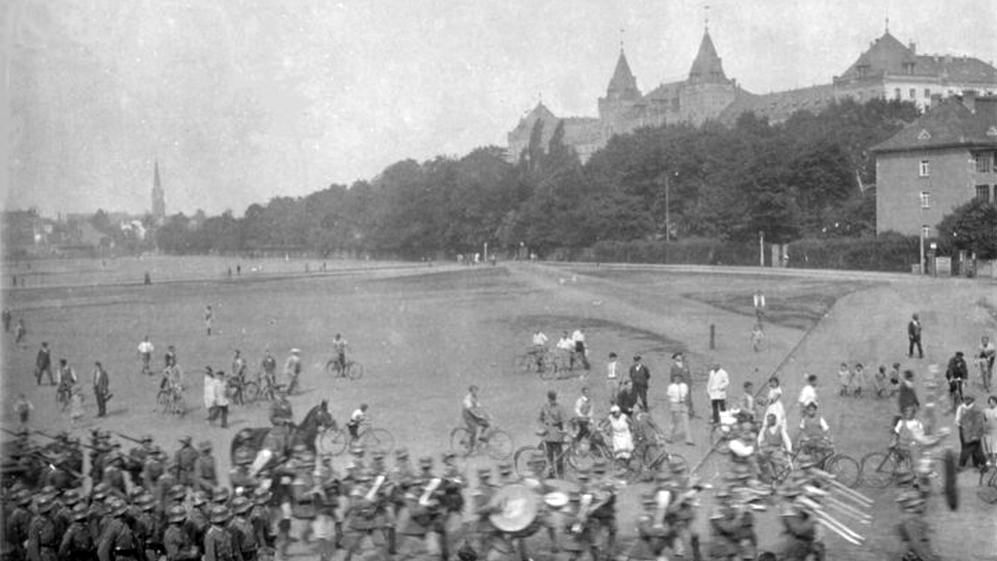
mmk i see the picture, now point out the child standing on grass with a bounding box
[874,365,888,398]
[889,362,902,397]
[751,323,765,352]
[837,362,852,397]
[14,393,33,426]
[740,381,756,421]
[852,363,867,398]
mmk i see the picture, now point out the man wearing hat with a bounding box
[249,488,275,551]
[26,495,58,561]
[53,488,80,537]
[632,491,673,561]
[896,490,936,561]
[174,436,199,487]
[284,348,302,395]
[97,499,139,561]
[586,460,618,556]
[229,448,257,496]
[669,352,696,418]
[778,484,823,561]
[707,487,756,561]
[58,502,94,560]
[629,355,651,411]
[227,497,258,561]
[203,505,235,561]
[7,489,33,559]
[131,494,159,560]
[163,505,200,560]
[184,492,211,551]
[193,441,219,493]
[538,390,568,479]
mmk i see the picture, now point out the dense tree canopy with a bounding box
[157,98,921,258]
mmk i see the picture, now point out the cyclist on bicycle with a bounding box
[332,334,348,374]
[572,386,594,443]
[137,336,154,374]
[462,385,490,452]
[231,349,247,381]
[757,413,792,481]
[796,403,832,460]
[348,404,369,440]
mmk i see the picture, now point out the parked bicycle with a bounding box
[513,348,556,378]
[226,372,260,406]
[319,420,394,455]
[449,425,514,460]
[326,357,365,380]
[156,384,186,416]
[860,444,914,488]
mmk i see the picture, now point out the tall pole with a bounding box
[759,230,764,267]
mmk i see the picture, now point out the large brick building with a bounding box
[508,25,997,162]
[871,92,997,236]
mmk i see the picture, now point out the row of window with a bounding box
[893,88,995,101]
[975,152,997,173]
[976,184,997,203]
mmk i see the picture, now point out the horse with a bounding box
[229,399,336,467]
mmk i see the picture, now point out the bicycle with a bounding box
[318,421,394,456]
[256,373,278,403]
[859,444,913,488]
[449,425,514,460]
[227,373,259,406]
[625,433,689,483]
[156,384,187,416]
[513,348,556,378]
[56,384,72,412]
[325,357,365,380]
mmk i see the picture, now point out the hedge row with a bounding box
[573,234,921,272]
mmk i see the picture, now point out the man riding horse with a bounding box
[236,393,334,477]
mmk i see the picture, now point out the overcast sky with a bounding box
[2,0,995,216]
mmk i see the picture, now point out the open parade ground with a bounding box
[2,257,996,560]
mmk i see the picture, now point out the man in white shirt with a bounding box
[137,336,154,375]
[666,373,694,445]
[213,370,230,428]
[606,352,620,400]
[798,374,819,415]
[573,386,594,442]
[532,330,549,349]
[571,328,590,370]
[348,403,369,441]
[557,332,576,369]
[706,362,730,425]
[284,348,302,394]
[462,385,489,452]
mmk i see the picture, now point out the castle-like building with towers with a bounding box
[507,23,997,162]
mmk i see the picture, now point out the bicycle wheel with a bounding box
[825,454,861,488]
[363,428,395,454]
[156,389,171,412]
[319,428,349,456]
[347,362,364,380]
[172,393,187,416]
[514,445,546,478]
[485,429,514,461]
[860,451,903,489]
[450,428,473,456]
[538,358,558,381]
[514,354,534,373]
[242,382,260,404]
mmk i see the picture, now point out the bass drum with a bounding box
[488,484,538,535]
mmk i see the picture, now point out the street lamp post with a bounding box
[919,191,931,275]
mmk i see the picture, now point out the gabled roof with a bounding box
[840,31,997,82]
[688,30,728,83]
[717,84,835,124]
[509,102,559,136]
[871,96,997,153]
[602,49,642,103]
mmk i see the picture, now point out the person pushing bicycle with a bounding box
[462,385,490,452]
[332,334,349,375]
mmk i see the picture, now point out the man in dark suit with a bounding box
[92,361,111,417]
[907,314,923,359]
[629,355,651,411]
[36,342,54,385]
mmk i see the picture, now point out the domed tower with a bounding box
[680,27,736,124]
[598,48,644,135]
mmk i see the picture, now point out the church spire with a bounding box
[151,159,165,222]
[605,47,640,101]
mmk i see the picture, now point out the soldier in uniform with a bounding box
[778,485,824,561]
[97,499,139,561]
[213,488,232,509]
[707,488,755,561]
[561,491,598,561]
[468,467,500,557]
[52,489,80,537]
[141,446,166,492]
[174,437,199,487]
[25,495,58,561]
[341,470,386,561]
[896,489,937,561]
[58,503,94,560]
[203,506,236,561]
[87,484,111,545]
[312,459,341,561]
[193,441,218,494]
[249,488,275,552]
[184,492,211,551]
[229,448,257,497]
[163,506,199,561]
[586,460,617,557]
[6,489,33,561]
[227,497,259,561]
[129,436,156,467]
[153,461,179,516]
[102,451,130,499]
[131,494,159,561]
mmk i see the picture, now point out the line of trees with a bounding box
[156,98,928,259]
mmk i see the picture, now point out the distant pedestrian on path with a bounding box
[908,313,924,359]
[92,361,111,418]
[204,305,214,336]
[14,318,26,347]
[35,342,53,385]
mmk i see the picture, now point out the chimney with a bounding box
[908,41,916,54]
[963,89,977,113]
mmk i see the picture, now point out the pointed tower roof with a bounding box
[841,31,917,79]
[607,49,640,96]
[688,30,728,83]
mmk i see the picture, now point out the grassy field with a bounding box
[2,258,995,559]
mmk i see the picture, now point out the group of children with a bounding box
[837,361,904,399]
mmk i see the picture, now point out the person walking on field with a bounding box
[137,336,154,375]
[666,373,694,445]
[92,361,111,418]
[35,342,54,385]
[538,390,567,479]
[670,353,696,419]
[797,374,819,416]
[213,371,230,428]
[898,370,920,415]
[14,318,26,347]
[204,368,217,423]
[606,352,620,402]
[629,355,651,412]
[204,305,214,336]
[983,396,997,463]
[908,313,924,359]
[284,349,302,394]
[706,362,730,425]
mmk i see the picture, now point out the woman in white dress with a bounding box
[984,395,997,461]
[606,405,634,460]
[763,376,786,429]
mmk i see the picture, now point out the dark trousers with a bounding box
[544,441,564,478]
[633,384,648,411]
[960,438,986,469]
[215,405,228,428]
[908,337,923,358]
[36,366,53,385]
[95,391,108,417]
[711,399,727,424]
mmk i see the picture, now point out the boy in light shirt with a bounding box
[666,373,694,445]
